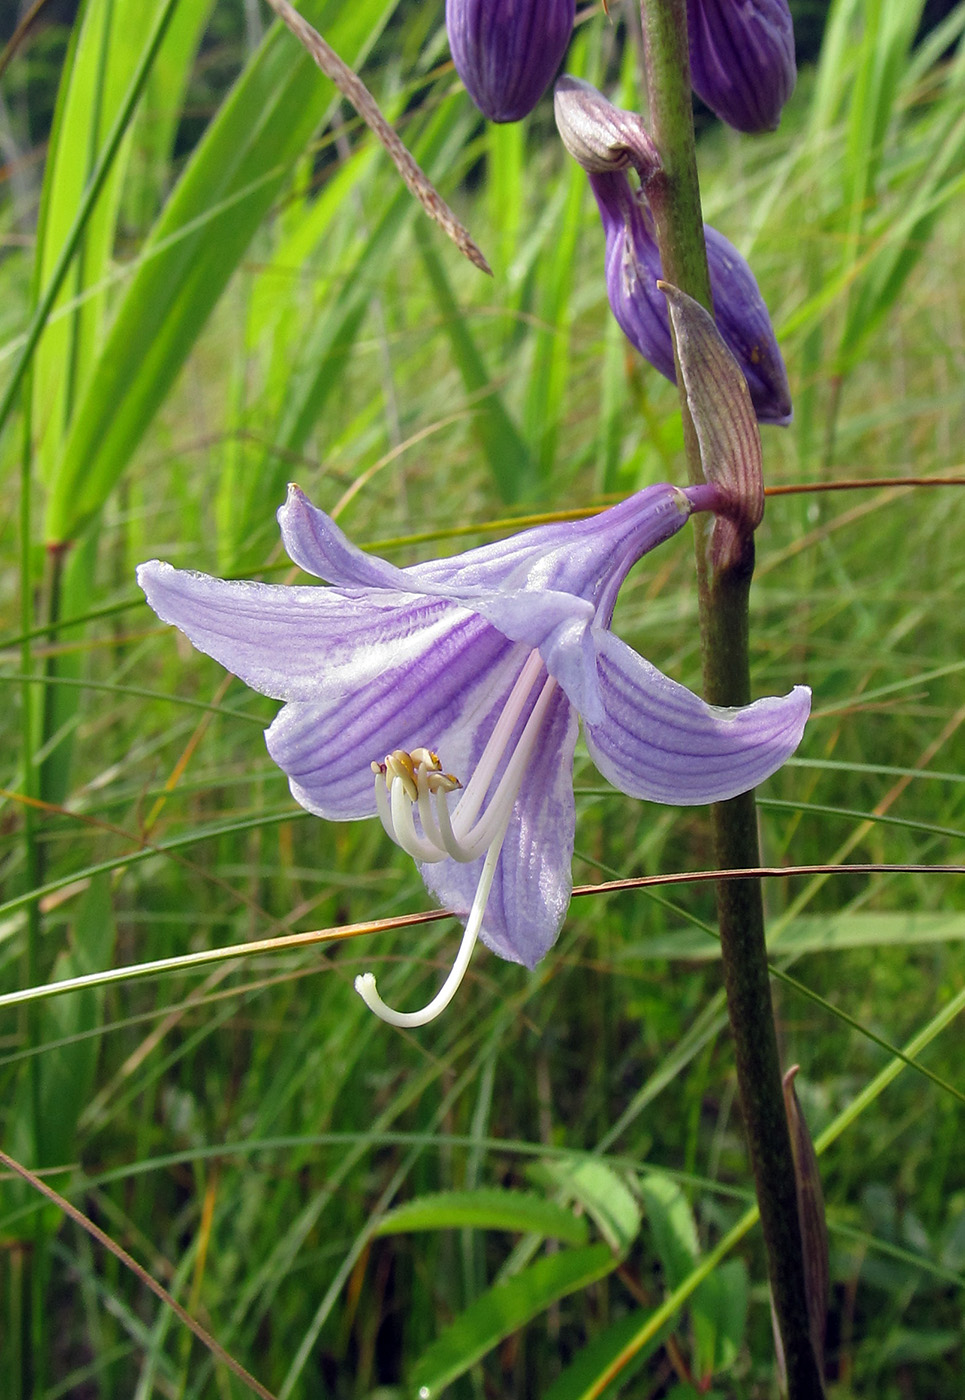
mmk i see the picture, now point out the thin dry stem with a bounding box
[264,0,491,274]
[0,1149,278,1400]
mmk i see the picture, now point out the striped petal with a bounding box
[421,686,578,967]
[583,629,810,805]
[137,560,475,705]
[269,629,530,821]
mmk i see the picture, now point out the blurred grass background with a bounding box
[1,0,964,1396]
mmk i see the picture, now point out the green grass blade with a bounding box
[222,93,478,563]
[415,217,534,502]
[44,0,403,544]
[0,0,180,458]
[32,0,142,485]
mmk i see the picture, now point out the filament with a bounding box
[359,650,560,1026]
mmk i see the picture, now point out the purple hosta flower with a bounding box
[590,168,792,425]
[138,486,809,1026]
[687,0,796,133]
[446,0,575,123]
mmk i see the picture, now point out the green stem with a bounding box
[639,4,824,1396]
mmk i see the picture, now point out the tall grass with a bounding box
[1,1,964,1396]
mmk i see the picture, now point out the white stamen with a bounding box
[357,655,560,1027]
[390,775,447,863]
[451,649,545,833]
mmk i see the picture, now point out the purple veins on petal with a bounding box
[687,0,797,134]
[138,484,810,1001]
[446,0,575,123]
[584,631,811,806]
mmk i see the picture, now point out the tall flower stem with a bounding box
[639,3,824,1395]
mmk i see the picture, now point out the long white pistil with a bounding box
[358,657,558,1026]
[354,827,504,1028]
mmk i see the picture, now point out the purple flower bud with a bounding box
[687,0,796,133]
[589,170,792,425]
[446,0,575,123]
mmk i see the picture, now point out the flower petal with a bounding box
[446,0,575,123]
[275,485,697,725]
[137,560,476,704]
[284,480,691,613]
[278,486,418,590]
[589,172,791,426]
[421,686,578,967]
[268,626,528,820]
[583,630,810,804]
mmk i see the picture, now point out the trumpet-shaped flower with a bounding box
[138,486,809,1025]
[446,0,575,123]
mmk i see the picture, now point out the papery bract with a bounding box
[687,0,796,133]
[446,0,575,123]
[590,169,792,425]
[661,280,764,571]
[138,486,809,1020]
[554,74,661,178]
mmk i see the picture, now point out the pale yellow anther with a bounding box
[426,769,462,795]
[410,747,441,769]
[374,746,464,804]
[384,749,419,802]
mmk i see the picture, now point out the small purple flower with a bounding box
[687,0,796,133]
[138,486,809,1025]
[590,169,792,425]
[446,0,575,123]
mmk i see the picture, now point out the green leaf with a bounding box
[415,218,534,503]
[223,94,476,566]
[44,0,402,543]
[623,911,965,961]
[33,0,146,485]
[538,1160,642,1254]
[878,1327,960,1365]
[541,1310,669,1400]
[408,1244,618,1397]
[374,1189,588,1245]
[3,875,117,1229]
[692,1259,748,1380]
[36,875,118,1167]
[638,1171,699,1291]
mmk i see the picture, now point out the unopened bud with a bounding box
[587,170,791,428]
[446,0,575,124]
[688,0,797,133]
[553,76,660,180]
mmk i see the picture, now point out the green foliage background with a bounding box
[1,1,964,1396]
